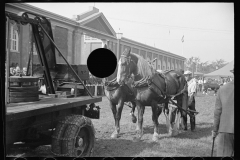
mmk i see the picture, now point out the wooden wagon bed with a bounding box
[6,96,102,121]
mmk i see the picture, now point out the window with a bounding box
[10,25,19,52]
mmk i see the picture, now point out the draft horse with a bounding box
[103,72,138,138]
[116,48,189,141]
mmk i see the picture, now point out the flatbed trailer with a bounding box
[6,96,102,122]
[5,10,102,157]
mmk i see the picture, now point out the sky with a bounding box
[27,2,234,63]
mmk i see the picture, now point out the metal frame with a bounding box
[5,11,93,97]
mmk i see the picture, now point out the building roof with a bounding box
[204,60,234,78]
[75,6,116,37]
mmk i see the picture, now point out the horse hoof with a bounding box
[111,132,118,138]
[132,115,137,123]
[168,129,178,137]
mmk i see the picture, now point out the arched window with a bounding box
[10,25,19,52]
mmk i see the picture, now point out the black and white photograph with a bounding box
[4,2,234,158]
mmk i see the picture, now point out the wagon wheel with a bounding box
[51,115,95,157]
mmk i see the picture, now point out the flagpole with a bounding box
[168,29,170,52]
[182,34,184,56]
[182,38,184,55]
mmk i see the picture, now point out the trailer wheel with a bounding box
[51,115,76,155]
[52,115,95,157]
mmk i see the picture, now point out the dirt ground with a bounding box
[6,91,218,157]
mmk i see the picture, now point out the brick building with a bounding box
[5,3,185,78]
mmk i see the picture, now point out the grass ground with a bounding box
[7,91,218,157]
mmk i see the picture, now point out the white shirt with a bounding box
[187,78,197,96]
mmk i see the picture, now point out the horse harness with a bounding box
[104,77,136,108]
[120,54,186,100]
[132,70,186,100]
[119,54,193,116]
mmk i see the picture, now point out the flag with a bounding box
[181,35,184,43]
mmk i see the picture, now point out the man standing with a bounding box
[184,70,197,131]
[212,68,234,157]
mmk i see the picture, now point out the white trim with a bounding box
[80,25,117,42]
[78,12,116,36]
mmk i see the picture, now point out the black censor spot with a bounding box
[87,48,117,78]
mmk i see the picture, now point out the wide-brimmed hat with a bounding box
[184,70,192,75]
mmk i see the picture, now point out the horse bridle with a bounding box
[120,55,139,80]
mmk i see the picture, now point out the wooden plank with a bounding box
[9,86,39,92]
[9,76,39,82]
[9,92,39,97]
[6,96,102,121]
[9,97,39,103]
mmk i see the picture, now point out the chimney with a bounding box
[72,15,78,21]
[77,6,99,21]
[89,6,99,13]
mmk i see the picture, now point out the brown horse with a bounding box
[103,76,138,138]
[116,48,188,141]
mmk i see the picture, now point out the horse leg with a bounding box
[110,100,124,138]
[169,106,178,136]
[134,102,145,141]
[130,101,137,123]
[151,101,162,141]
[163,102,171,133]
[181,93,188,130]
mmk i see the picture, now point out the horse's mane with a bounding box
[131,53,155,77]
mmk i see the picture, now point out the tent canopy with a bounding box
[193,71,204,76]
[204,61,234,78]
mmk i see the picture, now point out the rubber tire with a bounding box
[51,115,76,155]
[51,115,95,157]
[61,115,95,157]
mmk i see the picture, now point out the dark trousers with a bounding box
[188,96,196,131]
[217,133,234,157]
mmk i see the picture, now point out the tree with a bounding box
[184,57,228,74]
[212,59,227,70]
[184,56,200,73]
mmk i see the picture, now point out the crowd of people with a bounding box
[190,76,233,93]
[9,66,27,76]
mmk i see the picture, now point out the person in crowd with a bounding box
[223,79,227,85]
[193,75,199,94]
[184,70,197,131]
[10,67,15,76]
[212,68,234,157]
[15,66,21,76]
[22,67,27,76]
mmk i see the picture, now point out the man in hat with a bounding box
[184,70,197,131]
[212,68,234,157]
